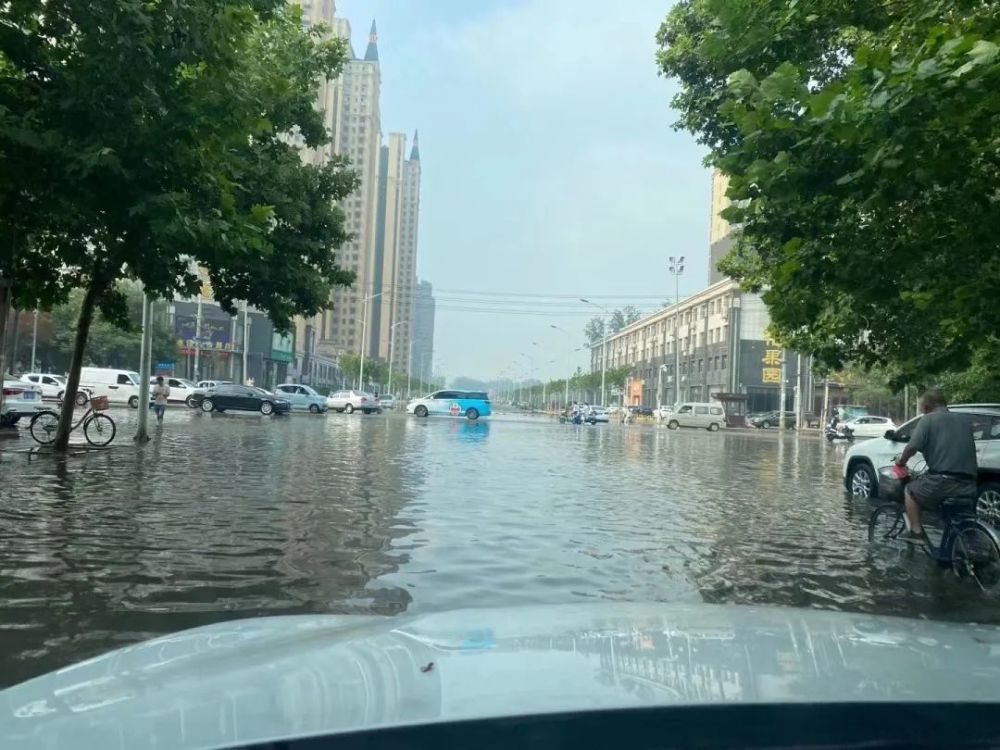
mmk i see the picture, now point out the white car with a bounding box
[842,404,1000,520]
[19,373,91,405]
[1,379,45,427]
[326,389,380,414]
[150,376,200,406]
[839,415,896,439]
[379,394,396,410]
[585,406,609,423]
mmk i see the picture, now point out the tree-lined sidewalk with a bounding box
[0,1,358,448]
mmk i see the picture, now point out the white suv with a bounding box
[20,373,91,405]
[842,404,1000,518]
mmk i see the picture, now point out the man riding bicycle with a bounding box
[894,389,978,544]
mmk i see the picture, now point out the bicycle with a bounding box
[868,492,1000,593]
[29,395,117,447]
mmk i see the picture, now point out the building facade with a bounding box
[392,132,421,375]
[590,168,815,415]
[412,279,435,386]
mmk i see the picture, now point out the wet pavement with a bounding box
[1,407,997,687]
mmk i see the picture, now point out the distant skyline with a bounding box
[336,0,710,382]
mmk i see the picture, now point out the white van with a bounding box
[79,367,142,407]
[664,402,727,432]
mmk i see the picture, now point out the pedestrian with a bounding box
[152,376,170,423]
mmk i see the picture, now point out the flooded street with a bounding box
[1,409,995,687]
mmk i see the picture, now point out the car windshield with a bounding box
[4,0,998,740]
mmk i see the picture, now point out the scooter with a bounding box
[825,422,854,442]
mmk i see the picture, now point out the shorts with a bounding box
[908,473,976,510]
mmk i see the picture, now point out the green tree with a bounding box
[50,283,176,370]
[657,0,1000,384]
[584,317,606,346]
[0,2,357,448]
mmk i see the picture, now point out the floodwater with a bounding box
[0,408,995,687]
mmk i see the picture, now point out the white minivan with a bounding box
[664,402,727,432]
[79,367,143,407]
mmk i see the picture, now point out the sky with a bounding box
[336,0,711,383]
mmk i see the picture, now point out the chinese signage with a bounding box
[761,335,782,384]
[175,314,236,354]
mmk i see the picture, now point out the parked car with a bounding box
[838,415,896,438]
[750,410,797,429]
[195,379,233,391]
[188,384,290,415]
[407,390,492,420]
[19,373,91,405]
[148,376,200,406]
[585,406,609,424]
[379,394,396,410]
[274,383,329,413]
[664,402,727,432]
[327,389,380,414]
[1,380,44,427]
[78,367,143,408]
[842,404,1000,524]
[629,405,654,417]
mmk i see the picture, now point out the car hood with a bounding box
[4,604,1000,750]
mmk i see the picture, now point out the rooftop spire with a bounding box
[409,130,420,161]
[364,19,378,62]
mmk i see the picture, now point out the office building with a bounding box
[591,169,814,416]
[412,280,435,386]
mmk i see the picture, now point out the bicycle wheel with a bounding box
[83,413,116,447]
[868,503,908,550]
[951,522,1000,592]
[29,410,60,445]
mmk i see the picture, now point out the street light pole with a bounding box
[387,321,402,398]
[580,299,610,407]
[359,290,384,392]
[30,309,38,372]
[668,256,685,407]
[550,324,572,408]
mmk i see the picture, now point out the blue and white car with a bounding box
[274,383,329,414]
[406,389,492,420]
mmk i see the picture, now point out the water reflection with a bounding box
[2,414,998,689]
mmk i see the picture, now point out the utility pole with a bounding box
[241,301,250,385]
[779,351,788,430]
[193,288,203,381]
[794,353,803,430]
[359,291,384,392]
[229,311,238,380]
[30,309,38,372]
[822,379,830,427]
[668,256,685,407]
[580,299,611,406]
[387,322,401,398]
[134,293,153,443]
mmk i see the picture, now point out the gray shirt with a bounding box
[908,407,978,477]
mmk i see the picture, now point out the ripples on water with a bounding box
[0,409,995,686]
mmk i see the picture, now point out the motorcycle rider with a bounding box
[894,389,978,544]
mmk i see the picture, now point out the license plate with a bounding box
[23,392,36,400]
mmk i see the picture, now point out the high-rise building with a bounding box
[288,4,424,389]
[371,133,405,362]
[391,132,421,375]
[313,16,383,365]
[412,280,435,385]
[708,169,735,284]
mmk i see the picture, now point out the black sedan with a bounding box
[189,385,290,415]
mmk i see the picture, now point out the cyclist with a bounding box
[894,389,978,544]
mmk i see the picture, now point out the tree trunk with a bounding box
[54,280,101,451]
